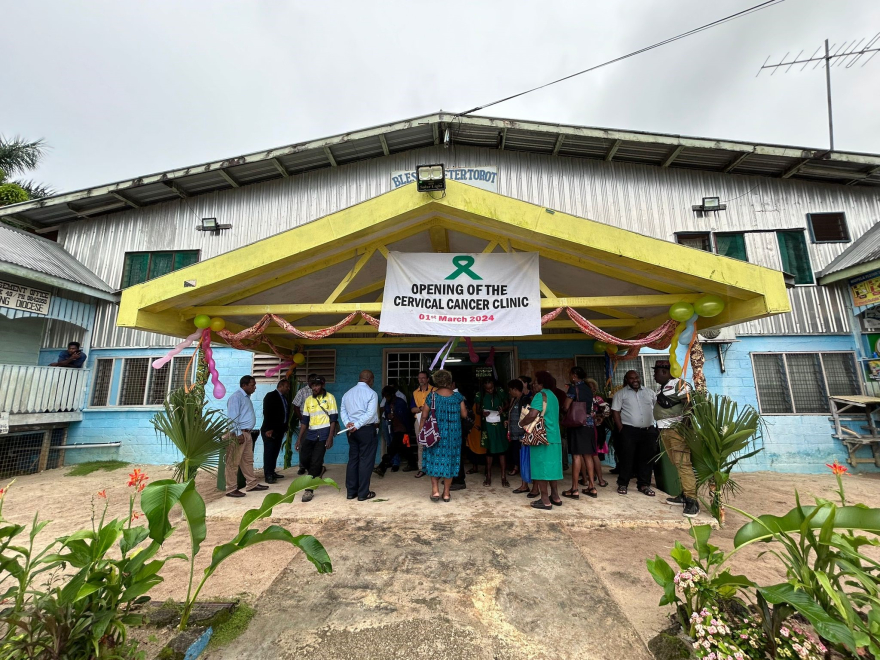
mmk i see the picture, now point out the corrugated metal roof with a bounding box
[0,223,116,297]
[818,222,880,280]
[2,111,880,229]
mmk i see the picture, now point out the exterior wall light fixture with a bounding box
[416,164,446,192]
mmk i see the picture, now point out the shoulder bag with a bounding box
[417,392,441,448]
[519,392,549,446]
[561,383,589,428]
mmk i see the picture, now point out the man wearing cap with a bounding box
[653,361,699,518]
[295,375,337,502]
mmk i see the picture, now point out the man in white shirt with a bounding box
[340,370,380,501]
[611,370,657,497]
[225,375,269,498]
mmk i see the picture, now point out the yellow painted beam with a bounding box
[295,333,597,346]
[546,294,699,308]
[323,247,376,304]
[429,226,449,253]
[336,279,385,304]
[261,318,634,335]
[482,240,499,253]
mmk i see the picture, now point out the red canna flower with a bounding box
[130,511,141,522]
[127,469,148,491]
[0,488,6,498]
[826,460,848,476]
[97,490,107,498]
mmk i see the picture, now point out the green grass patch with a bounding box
[208,603,255,650]
[65,460,130,476]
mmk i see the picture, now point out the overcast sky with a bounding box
[5,0,880,193]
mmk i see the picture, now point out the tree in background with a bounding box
[0,135,53,206]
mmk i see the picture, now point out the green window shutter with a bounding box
[121,253,150,288]
[173,250,199,270]
[148,252,175,280]
[715,233,748,262]
[776,231,813,284]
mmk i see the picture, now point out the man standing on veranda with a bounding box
[296,376,337,503]
[260,379,291,484]
[611,370,657,497]
[653,360,699,518]
[340,370,380,501]
[292,373,318,475]
[50,341,87,368]
[225,375,269,498]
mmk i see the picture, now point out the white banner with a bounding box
[391,166,497,192]
[379,252,542,337]
[0,280,51,316]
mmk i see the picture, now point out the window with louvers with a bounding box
[807,212,850,243]
[752,352,860,414]
[252,350,336,383]
[576,354,669,393]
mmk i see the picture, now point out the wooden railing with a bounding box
[0,365,90,414]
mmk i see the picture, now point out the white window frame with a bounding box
[750,350,862,416]
[89,355,192,408]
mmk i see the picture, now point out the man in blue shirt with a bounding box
[225,375,269,498]
[340,370,379,501]
[50,342,86,368]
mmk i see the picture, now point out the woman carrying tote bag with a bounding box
[561,367,597,499]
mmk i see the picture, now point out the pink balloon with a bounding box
[152,330,203,369]
[213,382,226,399]
[201,330,226,399]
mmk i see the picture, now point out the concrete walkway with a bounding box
[206,468,710,659]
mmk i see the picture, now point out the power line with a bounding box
[458,0,786,117]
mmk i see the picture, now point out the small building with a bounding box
[0,223,118,476]
[1,112,879,474]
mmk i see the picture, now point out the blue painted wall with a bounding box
[61,334,877,474]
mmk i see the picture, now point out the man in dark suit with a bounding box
[261,379,291,484]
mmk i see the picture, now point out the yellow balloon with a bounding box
[605,344,618,356]
[292,353,305,365]
[209,317,226,332]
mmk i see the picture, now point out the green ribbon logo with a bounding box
[445,255,482,281]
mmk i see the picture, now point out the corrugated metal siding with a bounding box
[55,145,880,348]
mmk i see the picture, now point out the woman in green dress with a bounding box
[520,371,563,509]
[476,377,509,487]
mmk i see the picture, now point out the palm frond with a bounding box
[150,388,232,482]
[12,179,54,199]
[0,136,48,177]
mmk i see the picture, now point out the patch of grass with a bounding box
[65,460,130,476]
[208,603,255,650]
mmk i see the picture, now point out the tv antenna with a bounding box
[758,34,880,151]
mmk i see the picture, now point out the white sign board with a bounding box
[0,280,51,316]
[391,166,497,192]
[379,252,542,337]
[0,412,8,435]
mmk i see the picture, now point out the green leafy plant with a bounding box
[140,474,335,630]
[675,392,763,525]
[150,387,232,482]
[731,464,880,657]
[647,523,754,634]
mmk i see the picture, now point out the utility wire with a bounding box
[458,0,786,116]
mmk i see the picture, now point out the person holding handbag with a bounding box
[561,366,596,499]
[417,369,469,503]
[519,371,563,510]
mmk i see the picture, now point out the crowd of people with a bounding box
[222,360,699,518]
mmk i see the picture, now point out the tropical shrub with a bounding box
[676,392,763,525]
[150,387,232,482]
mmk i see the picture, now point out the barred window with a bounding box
[386,353,425,385]
[752,352,860,414]
[90,359,114,407]
[576,354,669,393]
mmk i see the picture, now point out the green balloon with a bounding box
[193,314,212,329]
[694,294,725,318]
[669,302,695,322]
[593,341,607,354]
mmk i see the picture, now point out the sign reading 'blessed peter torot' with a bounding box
[379,252,542,337]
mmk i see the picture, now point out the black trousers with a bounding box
[346,424,378,499]
[299,437,327,486]
[616,425,656,490]
[262,428,284,478]
[379,431,416,469]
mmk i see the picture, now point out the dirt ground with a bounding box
[3,463,879,659]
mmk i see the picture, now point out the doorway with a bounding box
[384,349,515,401]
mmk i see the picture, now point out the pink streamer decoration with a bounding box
[485,346,496,366]
[564,308,676,349]
[464,337,479,363]
[265,360,293,378]
[201,329,226,399]
[151,330,203,369]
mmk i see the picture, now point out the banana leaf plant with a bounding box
[675,392,763,525]
[150,387,232,482]
[140,474,335,630]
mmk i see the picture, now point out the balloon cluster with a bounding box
[190,315,227,398]
[592,341,619,356]
[667,295,725,378]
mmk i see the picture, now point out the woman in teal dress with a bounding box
[418,369,469,503]
[520,371,563,509]
[476,377,509,487]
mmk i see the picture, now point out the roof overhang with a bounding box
[0,262,119,302]
[4,112,880,230]
[818,259,880,286]
[117,181,790,349]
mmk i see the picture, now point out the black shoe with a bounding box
[297,467,306,475]
[266,476,277,484]
[391,465,400,472]
[401,464,417,472]
[302,490,314,503]
[666,494,686,506]
[449,482,466,491]
[683,498,700,518]
[373,466,387,478]
[273,473,286,479]
[609,467,620,474]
